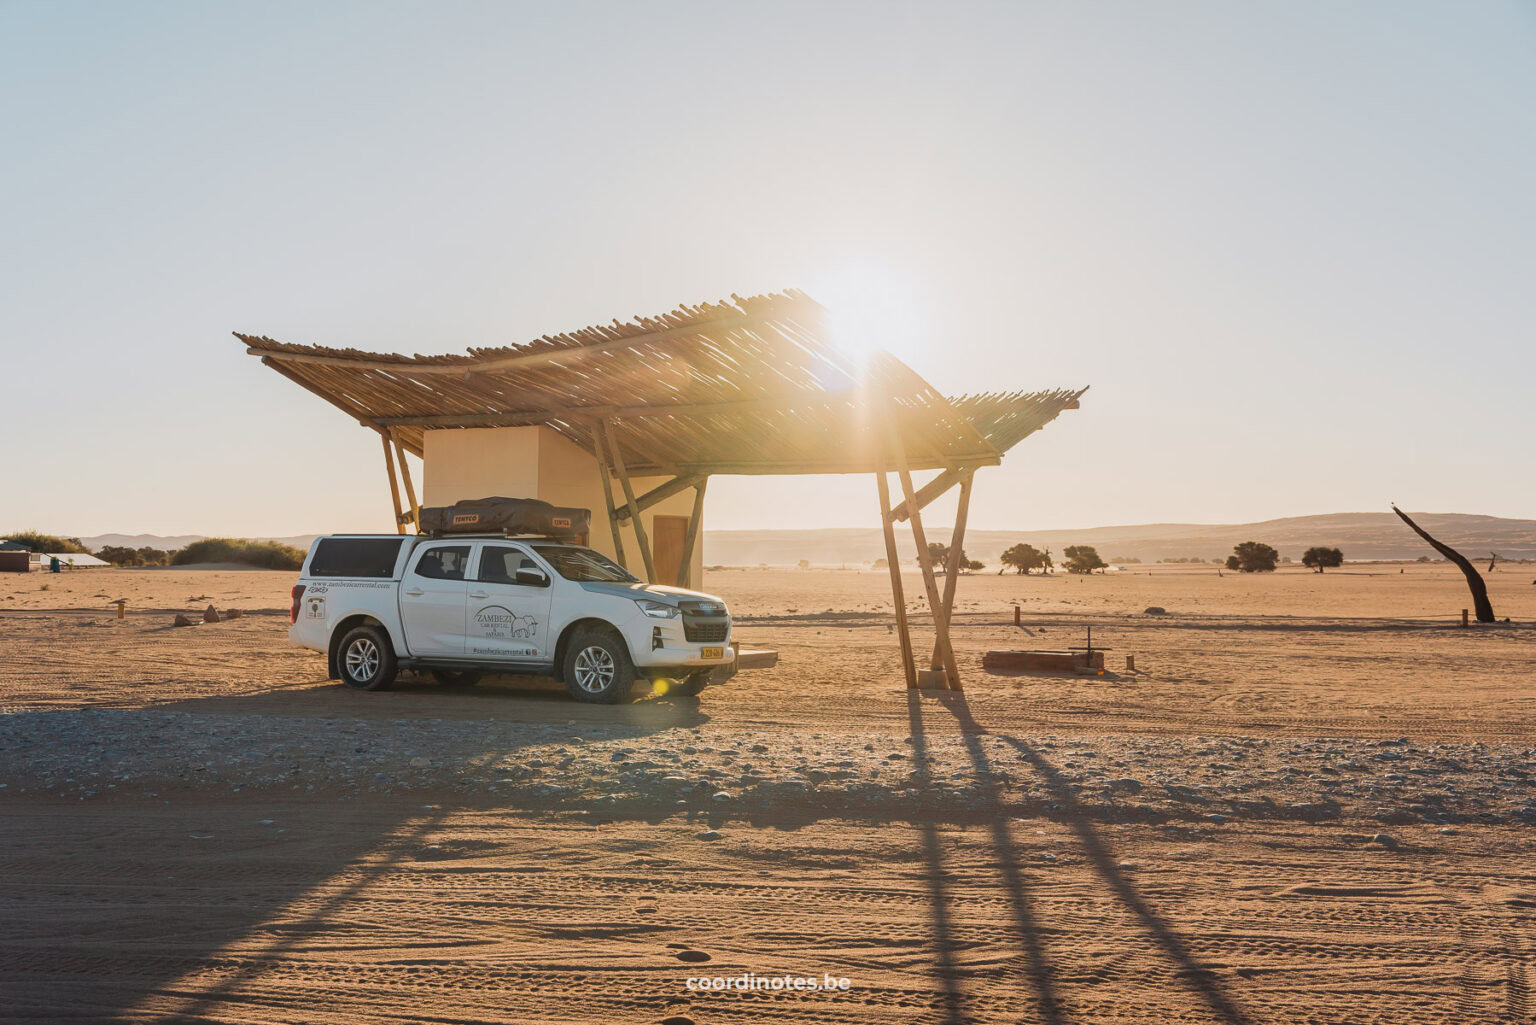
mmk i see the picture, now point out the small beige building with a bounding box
[422,425,704,587]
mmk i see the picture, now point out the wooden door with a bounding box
[652,515,689,587]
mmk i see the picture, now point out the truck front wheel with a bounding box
[337,625,397,691]
[562,627,636,704]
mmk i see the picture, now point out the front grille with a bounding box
[684,620,729,643]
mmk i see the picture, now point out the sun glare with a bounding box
[814,261,928,372]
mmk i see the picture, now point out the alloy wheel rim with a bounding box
[346,638,379,681]
[573,645,616,693]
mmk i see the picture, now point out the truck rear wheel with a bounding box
[562,627,636,704]
[337,625,397,691]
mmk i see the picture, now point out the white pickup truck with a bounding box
[288,534,734,703]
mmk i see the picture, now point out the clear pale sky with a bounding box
[4,1,1533,538]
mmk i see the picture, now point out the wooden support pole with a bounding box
[592,420,627,568]
[391,431,420,532]
[380,433,407,535]
[605,420,657,583]
[677,477,708,588]
[930,470,974,671]
[875,466,918,690]
[884,412,961,691]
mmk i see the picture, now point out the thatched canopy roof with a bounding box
[240,290,1083,477]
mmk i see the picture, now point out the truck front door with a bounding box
[466,543,555,664]
[400,544,470,656]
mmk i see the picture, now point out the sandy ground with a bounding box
[1,564,1532,1023]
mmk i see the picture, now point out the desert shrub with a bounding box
[4,531,89,554]
[98,545,177,567]
[1226,541,1279,573]
[171,538,304,570]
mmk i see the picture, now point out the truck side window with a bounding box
[479,546,536,585]
[414,545,470,581]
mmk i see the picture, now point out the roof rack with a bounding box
[421,530,586,542]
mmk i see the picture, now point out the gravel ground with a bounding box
[2,707,1533,827]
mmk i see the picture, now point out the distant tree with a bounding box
[1063,545,1107,574]
[871,557,888,571]
[919,542,980,574]
[1301,546,1344,573]
[1226,541,1279,573]
[5,531,89,554]
[919,541,948,569]
[1000,543,1048,574]
[1112,555,1142,564]
[797,559,811,570]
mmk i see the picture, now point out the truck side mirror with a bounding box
[515,566,550,587]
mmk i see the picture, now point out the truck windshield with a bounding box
[532,545,638,583]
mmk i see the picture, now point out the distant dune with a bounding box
[80,511,1536,568]
[700,512,1536,566]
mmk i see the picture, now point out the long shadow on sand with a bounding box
[0,683,705,1022]
[927,689,1256,1025]
[907,690,1064,1025]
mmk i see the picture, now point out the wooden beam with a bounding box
[592,420,627,568]
[246,311,757,375]
[930,470,974,672]
[371,392,871,429]
[888,464,985,522]
[591,455,1002,478]
[380,433,407,535]
[261,356,374,428]
[391,431,420,532]
[677,478,708,588]
[604,420,657,583]
[875,466,918,689]
[613,473,705,523]
[885,411,961,691]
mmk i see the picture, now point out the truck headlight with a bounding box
[636,599,680,619]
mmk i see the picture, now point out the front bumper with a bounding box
[637,643,736,671]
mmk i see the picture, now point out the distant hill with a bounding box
[700,512,1536,566]
[79,512,1536,568]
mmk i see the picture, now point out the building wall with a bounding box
[421,426,704,589]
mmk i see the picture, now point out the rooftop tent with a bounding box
[240,289,1086,690]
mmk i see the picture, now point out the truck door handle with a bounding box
[469,590,488,598]
[405,588,424,597]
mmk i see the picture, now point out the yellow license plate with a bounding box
[700,647,723,660]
